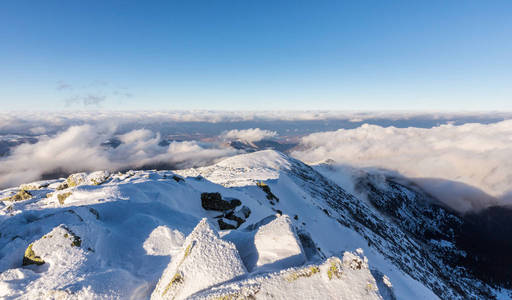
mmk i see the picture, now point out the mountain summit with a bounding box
[0,150,510,299]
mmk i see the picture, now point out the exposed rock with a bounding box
[216,206,251,230]
[1,190,32,202]
[66,173,88,187]
[225,212,243,225]
[22,225,83,267]
[57,192,72,205]
[201,192,241,211]
[238,205,251,219]
[22,243,44,266]
[171,175,184,183]
[58,171,110,189]
[55,181,68,190]
[256,181,279,203]
[88,171,110,185]
[88,207,100,219]
[19,182,49,190]
[218,218,237,230]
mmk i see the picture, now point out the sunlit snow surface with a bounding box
[0,150,508,299]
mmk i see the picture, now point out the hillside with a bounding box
[0,150,510,299]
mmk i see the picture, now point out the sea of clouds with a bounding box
[292,120,512,212]
[0,124,240,189]
[1,111,511,212]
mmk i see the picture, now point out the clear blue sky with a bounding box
[1,0,511,111]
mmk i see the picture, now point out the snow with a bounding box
[0,149,506,299]
[253,215,306,272]
[176,149,291,187]
[143,226,185,256]
[151,218,247,300]
[190,250,384,300]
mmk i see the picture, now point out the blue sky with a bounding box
[1,0,511,111]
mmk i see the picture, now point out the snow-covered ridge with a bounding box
[176,150,292,187]
[0,150,510,299]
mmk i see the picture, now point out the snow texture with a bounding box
[151,218,247,300]
[0,149,508,299]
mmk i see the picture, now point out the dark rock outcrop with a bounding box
[217,219,237,230]
[201,193,241,212]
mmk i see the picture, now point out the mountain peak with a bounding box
[176,150,294,187]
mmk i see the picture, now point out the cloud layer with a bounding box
[292,120,512,210]
[220,128,277,143]
[0,125,237,188]
[1,111,512,213]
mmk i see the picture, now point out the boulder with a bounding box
[200,192,241,211]
[1,190,32,202]
[22,225,84,267]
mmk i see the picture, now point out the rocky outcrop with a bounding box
[188,249,390,300]
[22,225,83,267]
[257,181,279,204]
[1,189,32,202]
[200,192,241,212]
[56,171,110,190]
[216,205,252,230]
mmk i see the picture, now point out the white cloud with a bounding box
[220,128,277,143]
[292,120,512,211]
[0,125,237,188]
[2,111,511,134]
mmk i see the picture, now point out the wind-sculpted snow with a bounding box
[0,150,509,299]
[151,219,247,300]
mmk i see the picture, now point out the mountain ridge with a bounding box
[0,150,510,299]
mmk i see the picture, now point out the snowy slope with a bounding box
[0,150,510,299]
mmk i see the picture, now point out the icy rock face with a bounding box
[151,218,247,300]
[254,215,306,271]
[189,250,389,300]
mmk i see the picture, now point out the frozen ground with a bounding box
[0,150,509,299]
